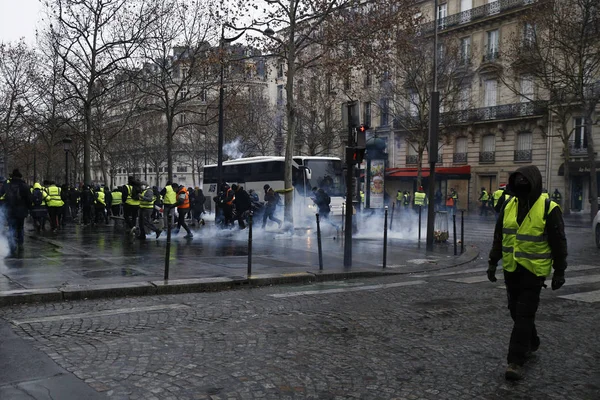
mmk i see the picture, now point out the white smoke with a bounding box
[223,138,244,160]
[0,208,12,259]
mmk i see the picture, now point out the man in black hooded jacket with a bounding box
[487,165,568,381]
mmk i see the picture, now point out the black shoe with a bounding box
[183,233,193,239]
[505,363,523,381]
[155,230,161,239]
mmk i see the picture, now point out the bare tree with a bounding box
[43,0,158,184]
[0,39,37,177]
[233,0,416,225]
[133,0,222,182]
[502,0,600,217]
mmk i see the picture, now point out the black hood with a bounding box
[508,165,543,204]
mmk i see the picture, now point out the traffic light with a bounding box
[355,124,368,148]
[353,148,366,164]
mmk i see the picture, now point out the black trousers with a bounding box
[139,208,159,237]
[48,207,62,230]
[177,208,191,234]
[123,204,139,229]
[504,265,544,366]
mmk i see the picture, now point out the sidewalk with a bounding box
[0,222,479,306]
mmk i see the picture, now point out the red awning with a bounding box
[386,165,471,178]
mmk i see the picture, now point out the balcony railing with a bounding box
[514,149,532,162]
[479,151,496,163]
[453,153,468,164]
[406,155,419,165]
[421,0,537,35]
[483,50,500,63]
[442,101,547,125]
[569,141,588,156]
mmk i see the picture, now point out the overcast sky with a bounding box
[0,0,43,44]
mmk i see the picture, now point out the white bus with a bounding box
[203,156,346,217]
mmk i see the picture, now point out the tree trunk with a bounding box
[99,150,108,186]
[283,13,297,226]
[562,150,571,215]
[585,113,598,219]
[416,149,424,190]
[84,100,92,185]
[166,117,173,183]
[191,158,196,187]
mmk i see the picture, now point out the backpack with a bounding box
[6,182,23,207]
[142,189,154,203]
[274,192,281,205]
[32,188,44,207]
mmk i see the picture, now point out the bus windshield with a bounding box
[304,159,345,197]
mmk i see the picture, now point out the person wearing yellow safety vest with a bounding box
[31,182,49,232]
[478,187,490,217]
[492,184,506,219]
[396,190,402,209]
[138,182,161,240]
[160,181,178,230]
[94,186,109,224]
[111,187,122,217]
[45,181,64,232]
[487,165,567,381]
[121,176,141,231]
[413,186,426,212]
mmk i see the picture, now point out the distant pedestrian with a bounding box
[94,185,109,224]
[487,165,567,381]
[45,181,64,232]
[80,185,95,225]
[312,187,338,229]
[232,184,251,229]
[478,187,489,217]
[111,187,122,217]
[551,189,562,206]
[413,186,426,212]
[160,181,177,230]
[30,182,48,232]
[174,185,193,238]
[434,189,442,211]
[262,184,282,229]
[122,176,141,232]
[138,182,161,240]
[190,187,205,227]
[0,169,32,254]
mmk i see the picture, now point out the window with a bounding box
[520,76,534,102]
[480,135,496,163]
[380,98,389,126]
[515,132,532,161]
[523,22,535,48]
[363,102,371,127]
[486,30,499,60]
[460,37,471,65]
[365,71,372,87]
[344,77,351,91]
[176,166,188,173]
[460,86,471,110]
[454,137,468,163]
[277,63,284,78]
[488,0,500,15]
[573,117,587,149]
[277,85,284,105]
[460,0,473,22]
[406,142,418,164]
[484,79,497,107]
[409,91,418,116]
[438,3,447,29]
[179,113,186,126]
[437,42,445,60]
[200,89,207,102]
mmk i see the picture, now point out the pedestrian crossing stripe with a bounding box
[269,280,426,298]
[559,290,600,303]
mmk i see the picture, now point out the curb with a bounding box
[0,247,480,307]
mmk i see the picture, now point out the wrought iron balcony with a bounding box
[479,151,496,163]
[420,0,537,35]
[442,101,547,125]
[568,141,588,156]
[406,155,419,165]
[514,150,532,162]
[453,153,468,164]
[483,50,500,63]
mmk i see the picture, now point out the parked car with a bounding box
[594,210,600,248]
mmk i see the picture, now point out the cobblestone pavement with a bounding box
[1,262,599,400]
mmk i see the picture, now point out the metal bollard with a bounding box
[460,210,465,254]
[341,203,345,233]
[383,206,388,269]
[248,212,253,277]
[418,205,422,242]
[390,202,395,230]
[164,223,171,280]
[316,213,323,271]
[453,213,457,256]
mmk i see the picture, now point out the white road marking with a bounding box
[11,304,190,326]
[447,276,490,284]
[269,280,426,298]
[563,274,600,286]
[558,290,600,303]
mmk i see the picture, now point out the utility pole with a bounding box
[344,101,358,267]
[426,0,440,251]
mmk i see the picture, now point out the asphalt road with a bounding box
[1,220,598,399]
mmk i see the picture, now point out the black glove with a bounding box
[487,264,497,283]
[551,271,565,290]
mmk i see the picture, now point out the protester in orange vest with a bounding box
[173,184,193,239]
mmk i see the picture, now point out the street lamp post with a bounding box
[63,135,72,186]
